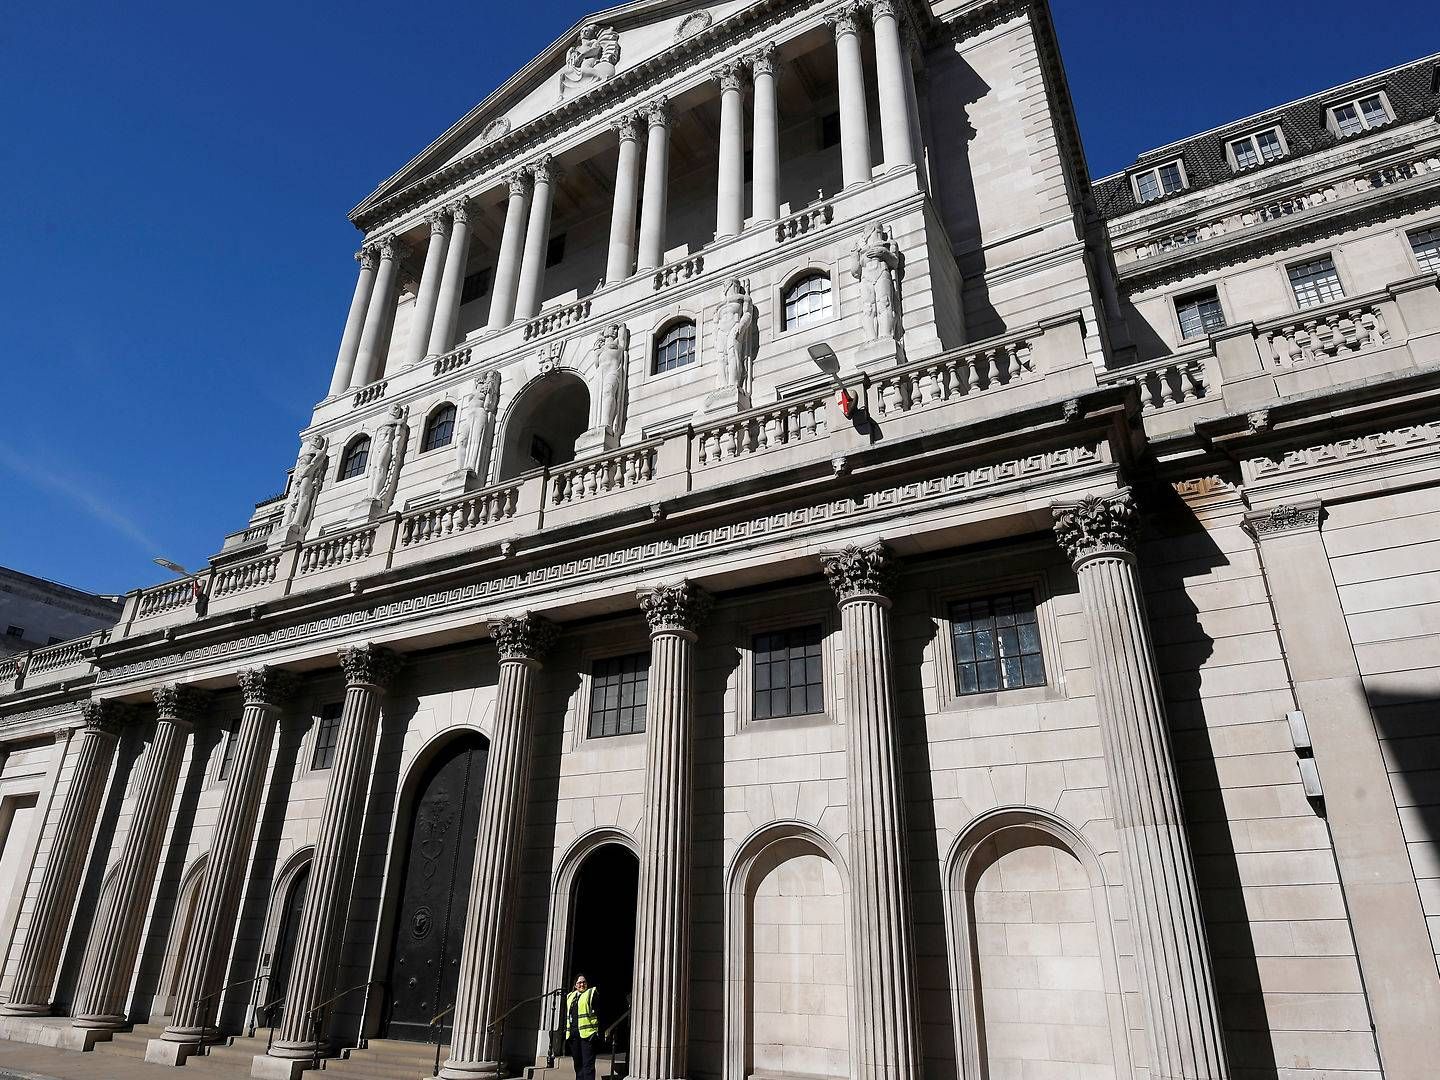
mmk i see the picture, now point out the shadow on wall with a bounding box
[1140,483,1279,1079]
[928,54,1002,344]
[1120,297,1174,364]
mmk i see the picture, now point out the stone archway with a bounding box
[496,371,590,480]
[151,854,209,1019]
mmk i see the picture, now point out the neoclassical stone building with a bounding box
[1,2,1438,1079]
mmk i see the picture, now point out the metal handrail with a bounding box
[482,988,564,1071]
[187,973,269,1056]
[261,995,286,1052]
[603,1008,630,1041]
[306,980,383,1072]
[430,1003,455,1077]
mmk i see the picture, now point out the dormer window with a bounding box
[1328,92,1392,138]
[1229,127,1287,171]
[1132,160,1187,204]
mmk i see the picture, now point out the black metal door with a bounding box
[267,864,310,1011]
[386,735,487,1042]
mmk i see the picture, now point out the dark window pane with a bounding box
[422,404,457,452]
[949,591,1048,697]
[218,728,239,781]
[312,703,344,770]
[588,652,650,738]
[750,623,825,720]
[338,438,370,481]
[654,321,697,373]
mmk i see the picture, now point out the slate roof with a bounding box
[1092,54,1440,221]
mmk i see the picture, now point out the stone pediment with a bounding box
[352,0,755,221]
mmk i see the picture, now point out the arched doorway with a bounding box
[152,855,209,1018]
[566,844,638,1048]
[385,733,488,1042]
[497,371,590,480]
[265,861,310,1019]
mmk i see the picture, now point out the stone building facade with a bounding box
[0,2,1437,1079]
[0,568,119,658]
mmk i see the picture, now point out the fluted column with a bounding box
[629,583,712,1080]
[820,544,920,1080]
[351,236,405,388]
[328,248,378,397]
[2,701,127,1016]
[402,212,451,368]
[830,5,873,188]
[715,63,747,240]
[514,157,559,322]
[428,200,473,358]
[749,44,780,225]
[72,686,205,1031]
[151,669,292,1064]
[260,646,401,1068]
[441,613,558,1080]
[488,172,533,331]
[1053,493,1229,1080]
[870,0,917,172]
[636,98,672,274]
[606,114,643,284]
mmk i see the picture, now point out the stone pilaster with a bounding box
[1,701,127,1016]
[749,45,780,224]
[628,582,712,1080]
[488,172,533,330]
[428,200,473,358]
[329,247,377,397]
[606,114,643,284]
[514,157,560,322]
[352,236,405,389]
[636,98,671,274]
[828,4,873,188]
[402,211,452,368]
[150,668,293,1065]
[820,543,920,1080]
[1053,492,1229,1080]
[72,686,206,1032]
[257,645,400,1076]
[714,64,747,240]
[441,613,558,1080]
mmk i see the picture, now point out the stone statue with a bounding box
[452,369,501,484]
[558,24,621,100]
[593,324,631,438]
[275,435,327,545]
[714,278,758,394]
[367,405,409,511]
[848,222,902,342]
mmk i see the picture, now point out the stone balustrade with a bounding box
[29,635,97,676]
[352,380,388,408]
[694,394,827,467]
[653,255,705,291]
[211,553,284,598]
[524,298,592,342]
[433,344,473,377]
[400,481,522,547]
[1101,353,1212,413]
[298,524,379,575]
[136,579,196,620]
[1263,295,1392,367]
[870,333,1035,418]
[776,200,834,243]
[550,442,659,504]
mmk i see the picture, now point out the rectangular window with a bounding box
[217,728,239,781]
[545,235,566,268]
[311,703,343,770]
[1176,289,1226,339]
[1132,160,1186,204]
[1230,128,1285,170]
[1331,93,1391,136]
[1410,226,1440,274]
[1288,256,1345,309]
[752,624,824,720]
[460,268,491,305]
[588,652,649,738]
[4,626,22,639]
[949,592,1047,696]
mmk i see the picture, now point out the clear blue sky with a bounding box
[1,1,1432,596]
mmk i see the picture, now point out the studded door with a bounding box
[387,734,488,1042]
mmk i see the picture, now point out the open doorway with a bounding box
[565,844,639,1051]
[496,371,590,481]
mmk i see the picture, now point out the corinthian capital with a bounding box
[355,246,377,271]
[869,0,899,21]
[153,684,209,725]
[637,581,713,636]
[491,612,559,663]
[749,42,778,78]
[506,169,534,198]
[821,542,899,602]
[826,2,864,38]
[611,111,643,141]
[338,643,403,689]
[645,96,672,129]
[378,234,407,261]
[714,61,747,94]
[1052,491,1138,566]
[79,699,129,738]
[238,666,295,708]
[450,197,473,225]
[426,210,452,238]
[531,154,562,185]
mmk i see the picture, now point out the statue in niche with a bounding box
[558,25,621,100]
[274,435,328,545]
[848,222,903,343]
[452,369,501,485]
[714,278,758,393]
[367,405,409,512]
[593,324,631,439]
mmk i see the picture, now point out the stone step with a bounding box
[92,1023,169,1057]
[326,1039,445,1080]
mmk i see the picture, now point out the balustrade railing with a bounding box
[433,345,473,377]
[653,255,704,291]
[353,381,388,408]
[870,336,1035,418]
[776,201,834,243]
[1102,354,1211,412]
[694,395,827,467]
[400,482,521,547]
[299,525,378,575]
[242,516,281,544]
[30,637,87,675]
[524,299,591,342]
[137,579,195,619]
[1263,298,1392,367]
[212,553,284,598]
[550,443,659,504]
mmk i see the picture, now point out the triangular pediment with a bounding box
[352,0,757,222]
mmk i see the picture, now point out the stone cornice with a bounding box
[637,581,713,636]
[491,612,559,663]
[1052,491,1138,566]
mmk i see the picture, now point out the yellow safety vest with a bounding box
[566,987,598,1039]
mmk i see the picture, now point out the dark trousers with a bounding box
[570,1033,598,1080]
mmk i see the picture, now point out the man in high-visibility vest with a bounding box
[565,973,600,1080]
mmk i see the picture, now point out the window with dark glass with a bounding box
[5,626,23,639]
[1231,128,1285,170]
[1332,93,1389,137]
[311,703,343,770]
[422,403,457,452]
[588,652,650,738]
[752,624,824,720]
[217,728,239,781]
[1410,226,1440,275]
[1288,256,1344,309]
[653,321,697,374]
[949,592,1046,696]
[338,437,370,481]
[461,268,491,305]
[1175,289,1226,339]
[1134,160,1185,204]
[782,273,833,331]
[546,234,567,267]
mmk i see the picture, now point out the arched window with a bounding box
[338,436,370,481]
[421,403,457,452]
[653,320,697,374]
[782,272,832,331]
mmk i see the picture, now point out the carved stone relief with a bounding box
[558,24,621,101]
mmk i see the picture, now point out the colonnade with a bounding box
[325,0,924,400]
